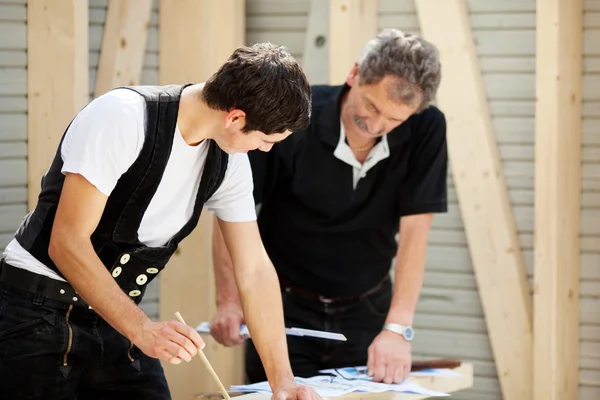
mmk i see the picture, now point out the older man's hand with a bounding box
[367,330,412,384]
[209,302,246,347]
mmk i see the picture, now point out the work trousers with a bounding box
[245,277,392,382]
[0,280,171,400]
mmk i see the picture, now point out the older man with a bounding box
[210,29,447,385]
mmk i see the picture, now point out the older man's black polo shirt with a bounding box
[249,85,448,297]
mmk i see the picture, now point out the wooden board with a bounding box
[328,0,378,85]
[27,0,89,210]
[414,1,533,399]
[533,1,584,399]
[93,0,153,97]
[158,1,246,399]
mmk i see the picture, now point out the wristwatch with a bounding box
[383,323,415,342]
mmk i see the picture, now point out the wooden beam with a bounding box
[158,1,245,399]
[329,0,378,85]
[533,0,583,399]
[27,0,89,210]
[303,0,330,84]
[414,1,533,399]
[94,0,153,97]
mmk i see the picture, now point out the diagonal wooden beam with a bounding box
[533,0,583,399]
[329,0,378,85]
[158,1,245,398]
[27,0,89,210]
[414,1,533,399]
[94,0,153,97]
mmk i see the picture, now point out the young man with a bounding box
[210,29,447,385]
[0,43,320,400]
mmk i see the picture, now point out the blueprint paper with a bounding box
[230,375,450,397]
[320,365,461,379]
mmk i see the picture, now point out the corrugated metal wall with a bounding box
[580,2,600,398]
[0,0,27,253]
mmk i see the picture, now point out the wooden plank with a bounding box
[329,0,378,85]
[533,5,583,400]
[90,6,159,26]
[27,0,88,210]
[89,25,158,53]
[415,2,533,399]
[90,51,158,71]
[302,0,329,84]
[93,0,152,97]
[158,1,246,399]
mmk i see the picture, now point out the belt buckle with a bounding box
[318,295,333,304]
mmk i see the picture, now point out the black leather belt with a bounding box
[0,259,89,308]
[280,275,390,304]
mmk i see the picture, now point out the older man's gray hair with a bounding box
[358,29,441,112]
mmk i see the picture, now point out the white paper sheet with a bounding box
[230,374,450,398]
[195,321,347,341]
[319,365,462,378]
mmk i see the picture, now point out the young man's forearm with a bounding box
[49,231,151,343]
[217,219,294,389]
[212,216,242,307]
[386,214,433,326]
[235,262,294,387]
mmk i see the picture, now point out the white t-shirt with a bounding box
[3,88,257,281]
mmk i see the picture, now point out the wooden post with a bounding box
[26,0,89,210]
[94,0,153,97]
[533,0,583,399]
[303,0,330,84]
[158,1,246,399]
[414,1,533,399]
[329,0,378,85]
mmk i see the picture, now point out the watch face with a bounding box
[404,327,415,341]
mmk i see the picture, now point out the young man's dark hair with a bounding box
[202,42,312,135]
